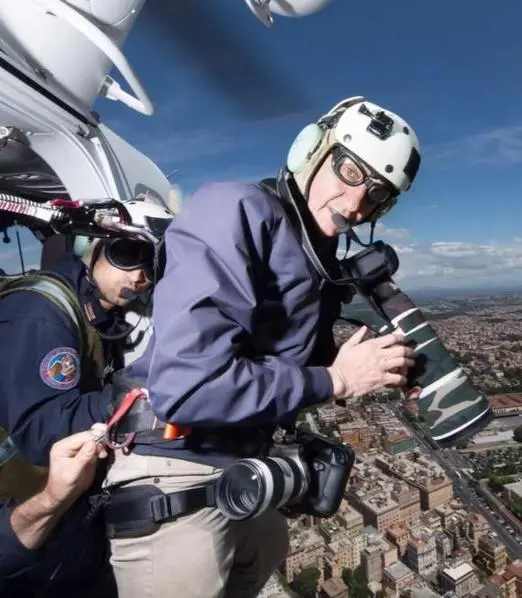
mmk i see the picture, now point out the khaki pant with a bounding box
[105,451,289,598]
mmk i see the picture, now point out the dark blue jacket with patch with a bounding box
[0,254,122,595]
[0,255,120,466]
[127,181,341,465]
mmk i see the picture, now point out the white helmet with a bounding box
[73,197,174,258]
[328,98,420,192]
[288,96,421,218]
[122,198,174,243]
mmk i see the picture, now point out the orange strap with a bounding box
[163,423,192,440]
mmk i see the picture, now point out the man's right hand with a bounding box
[9,429,109,552]
[327,326,415,399]
[42,430,108,511]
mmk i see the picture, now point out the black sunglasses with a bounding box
[105,239,154,278]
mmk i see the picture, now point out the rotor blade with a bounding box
[145,0,311,120]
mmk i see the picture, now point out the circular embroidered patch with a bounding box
[39,347,81,390]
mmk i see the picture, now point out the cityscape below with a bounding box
[259,290,522,598]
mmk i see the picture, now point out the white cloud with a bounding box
[373,222,412,241]
[333,224,522,291]
[391,237,522,290]
[425,124,522,167]
[394,245,415,255]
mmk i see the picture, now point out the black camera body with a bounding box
[214,428,354,521]
[271,429,355,519]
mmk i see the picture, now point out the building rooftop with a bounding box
[289,529,324,552]
[490,393,522,408]
[321,578,348,598]
[504,480,522,496]
[492,559,522,587]
[387,523,408,538]
[385,561,413,581]
[443,562,474,581]
[362,525,380,537]
[363,494,399,514]
[479,532,506,550]
[468,511,487,524]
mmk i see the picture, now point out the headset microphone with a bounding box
[331,212,351,234]
[119,288,139,301]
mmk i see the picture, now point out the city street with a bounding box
[392,405,522,559]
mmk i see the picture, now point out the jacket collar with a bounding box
[49,254,123,331]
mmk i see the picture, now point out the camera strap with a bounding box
[103,483,216,539]
[258,174,342,288]
[257,174,417,340]
[258,173,386,294]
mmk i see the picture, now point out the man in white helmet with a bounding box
[0,198,173,597]
[102,97,421,598]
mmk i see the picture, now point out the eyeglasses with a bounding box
[105,239,154,280]
[331,146,397,205]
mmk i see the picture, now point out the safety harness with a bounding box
[98,370,192,452]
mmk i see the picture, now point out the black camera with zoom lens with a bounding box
[215,429,355,521]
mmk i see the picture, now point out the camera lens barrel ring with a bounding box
[215,456,310,521]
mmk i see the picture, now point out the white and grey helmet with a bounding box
[121,198,174,244]
[289,96,421,221]
[326,97,421,193]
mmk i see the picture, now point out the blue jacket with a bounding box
[128,181,340,465]
[0,499,113,598]
[0,254,121,466]
[0,501,39,595]
[0,254,122,595]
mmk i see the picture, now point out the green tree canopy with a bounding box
[342,565,370,598]
[294,567,320,598]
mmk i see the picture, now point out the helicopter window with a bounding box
[0,225,42,276]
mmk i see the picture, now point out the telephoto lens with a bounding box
[338,241,492,447]
[371,281,492,446]
[214,455,309,521]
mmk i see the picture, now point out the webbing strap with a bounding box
[104,483,216,539]
[0,273,86,354]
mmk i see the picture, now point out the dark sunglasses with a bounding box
[105,239,154,279]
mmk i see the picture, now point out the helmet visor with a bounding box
[105,239,154,280]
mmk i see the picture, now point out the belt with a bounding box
[108,372,273,455]
[111,392,191,444]
[107,375,191,446]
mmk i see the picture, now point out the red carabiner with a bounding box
[105,388,147,450]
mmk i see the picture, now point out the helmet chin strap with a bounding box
[82,243,148,342]
[274,170,378,288]
[347,223,376,248]
[93,283,151,342]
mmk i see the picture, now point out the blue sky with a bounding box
[3,0,522,291]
